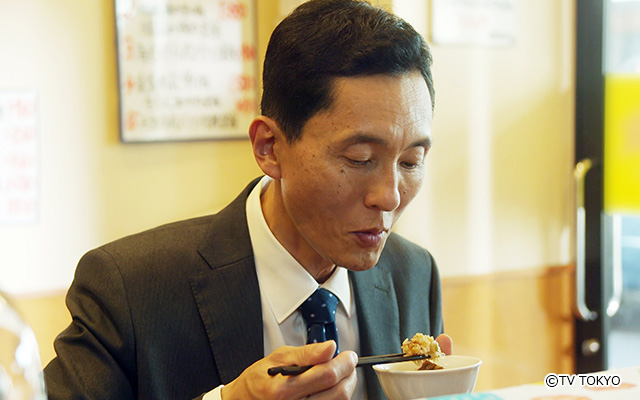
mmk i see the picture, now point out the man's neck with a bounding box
[259,179,336,283]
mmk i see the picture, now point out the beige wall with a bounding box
[0,0,278,365]
[441,265,574,390]
[0,1,283,293]
[393,0,577,389]
[1,0,576,390]
[394,0,575,278]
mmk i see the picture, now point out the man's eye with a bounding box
[401,161,421,169]
[347,158,371,166]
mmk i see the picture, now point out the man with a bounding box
[44,1,449,399]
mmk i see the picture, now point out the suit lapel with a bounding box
[351,261,400,400]
[190,258,263,384]
[190,179,265,384]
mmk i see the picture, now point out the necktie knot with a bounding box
[299,288,338,324]
[299,288,339,355]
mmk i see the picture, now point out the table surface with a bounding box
[427,366,640,400]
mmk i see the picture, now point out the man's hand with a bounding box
[221,341,357,400]
[436,333,453,355]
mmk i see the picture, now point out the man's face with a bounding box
[270,71,433,278]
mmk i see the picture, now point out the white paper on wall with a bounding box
[0,91,39,224]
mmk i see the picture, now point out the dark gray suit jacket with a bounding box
[44,178,443,400]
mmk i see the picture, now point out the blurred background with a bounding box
[0,0,638,392]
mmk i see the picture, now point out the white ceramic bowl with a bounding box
[373,355,482,400]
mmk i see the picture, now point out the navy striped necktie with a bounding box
[299,288,339,357]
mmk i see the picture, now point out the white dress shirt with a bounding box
[204,177,366,399]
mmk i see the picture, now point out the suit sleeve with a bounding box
[44,248,137,400]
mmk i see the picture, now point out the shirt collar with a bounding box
[246,176,352,324]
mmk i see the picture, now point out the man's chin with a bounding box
[333,252,382,272]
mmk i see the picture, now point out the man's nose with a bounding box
[364,168,401,212]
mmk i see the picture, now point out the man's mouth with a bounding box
[352,229,388,248]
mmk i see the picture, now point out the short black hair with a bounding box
[261,0,435,142]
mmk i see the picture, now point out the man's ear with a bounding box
[249,116,283,179]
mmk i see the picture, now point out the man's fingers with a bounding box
[297,341,337,366]
[224,344,359,399]
[307,361,358,400]
[268,341,335,369]
[290,350,358,398]
[436,333,453,355]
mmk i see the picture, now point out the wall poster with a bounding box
[115,0,258,142]
[430,0,517,46]
[0,91,39,224]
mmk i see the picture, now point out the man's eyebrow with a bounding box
[342,133,432,149]
[413,137,432,149]
[342,133,387,146]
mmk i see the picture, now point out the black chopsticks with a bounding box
[267,353,429,376]
[356,353,428,367]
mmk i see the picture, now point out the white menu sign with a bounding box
[0,91,39,224]
[431,0,517,46]
[115,0,259,142]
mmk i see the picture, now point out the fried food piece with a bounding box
[401,333,444,359]
[401,333,445,370]
[418,359,444,370]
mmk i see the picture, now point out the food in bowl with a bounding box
[416,359,442,370]
[373,355,483,400]
[401,332,444,370]
[373,333,482,399]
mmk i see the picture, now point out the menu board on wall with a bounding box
[115,0,258,142]
[431,0,516,46]
[0,91,39,224]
